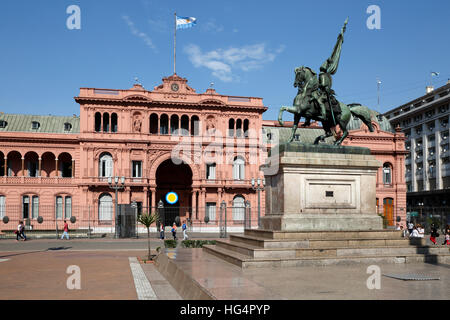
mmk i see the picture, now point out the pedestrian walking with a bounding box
[160,223,165,240]
[15,221,26,241]
[430,223,439,245]
[171,223,177,240]
[182,220,188,240]
[442,225,449,246]
[61,220,69,240]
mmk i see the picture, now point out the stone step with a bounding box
[297,246,449,258]
[203,244,450,269]
[308,238,425,248]
[217,238,449,259]
[230,234,308,249]
[244,228,402,240]
[215,239,297,259]
[231,234,424,249]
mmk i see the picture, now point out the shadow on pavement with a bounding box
[0,246,72,258]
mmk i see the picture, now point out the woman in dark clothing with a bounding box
[430,223,439,245]
[442,225,450,245]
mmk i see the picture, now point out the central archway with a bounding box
[156,158,193,227]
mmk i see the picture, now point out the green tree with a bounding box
[137,211,159,260]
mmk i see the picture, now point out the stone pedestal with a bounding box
[261,143,383,231]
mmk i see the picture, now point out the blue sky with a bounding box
[0,0,449,120]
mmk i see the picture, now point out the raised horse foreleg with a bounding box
[278,105,299,126]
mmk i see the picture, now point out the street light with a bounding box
[108,176,125,239]
[251,177,265,228]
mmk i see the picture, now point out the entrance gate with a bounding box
[116,204,136,238]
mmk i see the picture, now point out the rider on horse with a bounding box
[305,18,348,124]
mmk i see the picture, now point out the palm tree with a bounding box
[137,211,159,260]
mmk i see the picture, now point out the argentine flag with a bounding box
[431,71,439,76]
[176,16,197,29]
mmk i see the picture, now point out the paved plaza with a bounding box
[0,238,448,300]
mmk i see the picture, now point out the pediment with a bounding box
[123,94,152,102]
[199,98,226,106]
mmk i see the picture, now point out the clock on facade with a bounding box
[171,83,179,92]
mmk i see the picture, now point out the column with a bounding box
[199,188,206,221]
[4,156,8,176]
[143,187,149,209]
[191,189,197,220]
[21,157,25,177]
[157,115,160,135]
[72,159,75,178]
[38,158,41,177]
[150,188,156,209]
[55,158,59,177]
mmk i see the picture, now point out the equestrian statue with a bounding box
[278,18,375,145]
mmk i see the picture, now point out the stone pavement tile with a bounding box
[141,263,182,300]
[0,250,145,300]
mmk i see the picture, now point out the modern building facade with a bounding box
[384,82,450,208]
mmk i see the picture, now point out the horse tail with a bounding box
[348,104,375,132]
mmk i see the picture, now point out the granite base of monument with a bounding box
[260,143,383,231]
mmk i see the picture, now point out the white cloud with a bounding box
[202,19,224,33]
[184,43,284,82]
[122,15,157,52]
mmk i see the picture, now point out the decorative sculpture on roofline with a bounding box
[278,18,376,145]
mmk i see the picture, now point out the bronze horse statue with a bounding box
[278,66,375,145]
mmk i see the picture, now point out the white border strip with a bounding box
[128,257,157,300]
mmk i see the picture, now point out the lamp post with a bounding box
[251,177,265,228]
[220,200,227,238]
[108,176,125,239]
[245,200,251,229]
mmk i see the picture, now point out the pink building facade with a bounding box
[0,74,406,233]
[0,74,267,232]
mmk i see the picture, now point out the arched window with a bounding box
[170,114,179,134]
[191,115,199,136]
[150,113,158,134]
[103,113,110,132]
[383,163,392,185]
[180,115,189,135]
[243,119,249,137]
[111,113,118,133]
[233,156,245,180]
[160,114,168,134]
[232,195,245,220]
[228,119,235,137]
[95,112,101,132]
[236,119,242,137]
[99,193,113,221]
[99,153,113,177]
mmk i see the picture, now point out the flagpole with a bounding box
[174,12,177,75]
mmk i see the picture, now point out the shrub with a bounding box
[164,240,178,248]
[181,240,217,248]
